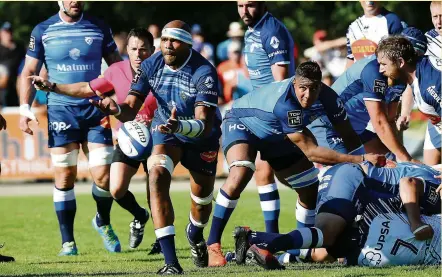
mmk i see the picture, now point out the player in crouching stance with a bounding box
[234,162,441,269]
[206,61,384,267]
[90,20,221,274]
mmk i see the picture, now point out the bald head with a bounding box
[430,1,442,35]
[163,20,191,33]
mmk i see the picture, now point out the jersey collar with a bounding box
[165,49,192,72]
[58,11,84,25]
[248,12,269,32]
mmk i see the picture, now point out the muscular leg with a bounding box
[51,142,79,251]
[148,144,182,265]
[255,153,280,233]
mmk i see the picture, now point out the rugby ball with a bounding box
[117,121,152,161]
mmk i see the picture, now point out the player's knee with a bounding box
[190,190,213,210]
[285,166,319,189]
[110,183,127,200]
[87,146,113,168]
[147,154,174,176]
[51,149,79,168]
[315,213,347,247]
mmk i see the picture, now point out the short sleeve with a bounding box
[26,25,45,60]
[194,65,220,107]
[274,87,304,134]
[89,68,114,94]
[261,24,293,66]
[361,62,387,102]
[130,61,151,96]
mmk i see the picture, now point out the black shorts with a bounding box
[112,144,148,173]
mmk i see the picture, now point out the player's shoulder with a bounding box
[140,51,165,76]
[380,8,402,22]
[33,13,61,33]
[425,28,439,39]
[81,13,112,32]
[189,50,218,77]
[259,12,289,36]
[361,58,382,78]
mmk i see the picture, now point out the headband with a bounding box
[161,27,193,45]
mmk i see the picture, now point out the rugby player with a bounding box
[236,1,296,236]
[206,61,384,267]
[90,20,221,274]
[19,1,122,256]
[29,28,158,249]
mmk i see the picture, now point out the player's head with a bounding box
[430,1,442,35]
[237,1,266,27]
[359,1,382,16]
[293,61,322,108]
[126,28,154,70]
[160,20,192,67]
[376,36,417,82]
[58,1,84,19]
[401,27,428,56]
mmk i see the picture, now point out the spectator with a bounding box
[304,30,347,82]
[345,1,405,69]
[0,64,8,91]
[217,40,251,106]
[216,22,245,62]
[191,24,215,65]
[114,32,129,60]
[0,22,25,106]
[148,24,161,53]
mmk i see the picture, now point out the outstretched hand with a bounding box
[89,96,120,115]
[28,75,53,92]
[159,107,179,134]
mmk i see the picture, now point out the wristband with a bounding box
[19,104,37,121]
[114,104,122,117]
[176,119,205,137]
[51,83,57,92]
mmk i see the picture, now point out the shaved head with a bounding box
[163,20,191,33]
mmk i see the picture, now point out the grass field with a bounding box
[0,188,440,276]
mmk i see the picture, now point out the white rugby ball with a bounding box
[118,121,152,161]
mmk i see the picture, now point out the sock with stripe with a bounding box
[258,183,280,233]
[207,189,239,245]
[259,227,323,254]
[156,226,178,265]
[92,183,114,227]
[53,187,77,244]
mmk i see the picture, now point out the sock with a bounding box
[279,249,310,264]
[295,200,316,228]
[207,189,239,245]
[265,227,323,253]
[53,187,77,244]
[115,190,148,223]
[92,183,113,227]
[187,212,207,243]
[258,183,280,233]
[156,226,178,265]
[249,230,284,246]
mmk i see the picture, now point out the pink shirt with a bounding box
[89,60,157,124]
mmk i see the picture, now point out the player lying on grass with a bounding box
[232,162,441,269]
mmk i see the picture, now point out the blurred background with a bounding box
[0,1,432,182]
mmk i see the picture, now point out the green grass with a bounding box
[0,189,440,276]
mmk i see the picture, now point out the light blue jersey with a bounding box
[229,78,347,142]
[244,12,295,89]
[26,12,117,106]
[331,55,406,134]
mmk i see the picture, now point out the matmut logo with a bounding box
[56,63,95,72]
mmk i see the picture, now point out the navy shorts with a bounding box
[222,116,305,171]
[150,116,219,176]
[47,105,113,148]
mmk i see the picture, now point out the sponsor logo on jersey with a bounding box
[29,36,36,51]
[374,79,386,95]
[361,251,382,266]
[69,48,81,60]
[85,37,94,45]
[200,151,218,163]
[228,123,249,132]
[287,110,302,127]
[374,220,390,251]
[267,49,288,58]
[427,186,439,206]
[48,121,71,131]
[427,86,441,104]
[204,76,214,89]
[56,63,95,72]
[270,36,280,49]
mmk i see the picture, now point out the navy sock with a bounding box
[187,214,205,243]
[92,183,113,227]
[266,227,323,253]
[53,187,76,244]
[207,189,239,245]
[258,183,280,233]
[115,190,147,223]
[156,226,178,265]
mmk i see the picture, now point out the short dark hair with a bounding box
[127,28,154,48]
[295,61,322,82]
[375,35,417,66]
